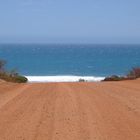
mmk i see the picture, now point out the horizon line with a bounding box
[0,43,140,45]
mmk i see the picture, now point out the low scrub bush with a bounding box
[103,67,140,82]
[127,67,140,78]
[0,72,28,83]
[79,78,85,82]
[0,59,28,83]
[13,75,28,83]
[103,75,124,81]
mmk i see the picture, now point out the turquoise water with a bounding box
[0,44,140,81]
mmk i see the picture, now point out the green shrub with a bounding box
[13,75,28,83]
[103,75,123,81]
[0,72,28,83]
[0,59,28,83]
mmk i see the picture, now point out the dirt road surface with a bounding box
[0,80,140,140]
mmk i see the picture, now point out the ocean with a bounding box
[0,44,140,82]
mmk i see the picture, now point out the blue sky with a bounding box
[0,0,140,44]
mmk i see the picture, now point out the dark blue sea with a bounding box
[0,44,140,82]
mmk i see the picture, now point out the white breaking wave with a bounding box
[25,76,105,83]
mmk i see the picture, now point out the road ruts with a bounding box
[0,80,140,140]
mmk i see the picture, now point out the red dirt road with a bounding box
[0,80,140,140]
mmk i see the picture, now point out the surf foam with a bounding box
[25,76,105,83]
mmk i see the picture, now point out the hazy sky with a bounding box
[0,0,140,44]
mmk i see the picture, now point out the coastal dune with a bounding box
[0,80,140,140]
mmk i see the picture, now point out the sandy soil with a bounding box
[0,79,140,140]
